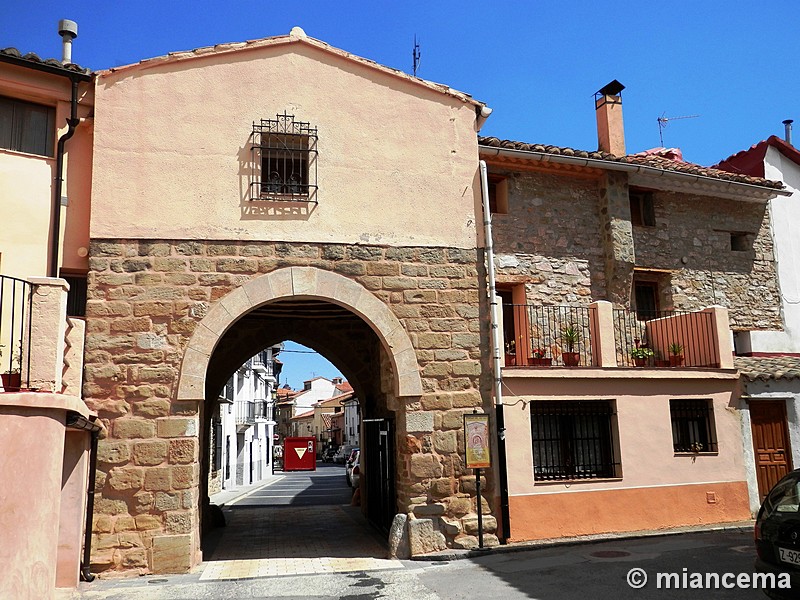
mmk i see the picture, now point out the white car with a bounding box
[345,449,360,487]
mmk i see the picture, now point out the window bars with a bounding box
[531,400,619,481]
[251,113,318,202]
[670,399,718,453]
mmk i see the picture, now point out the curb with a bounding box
[411,520,756,562]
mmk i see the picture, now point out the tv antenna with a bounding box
[412,35,421,76]
[657,113,699,146]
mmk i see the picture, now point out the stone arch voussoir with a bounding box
[177,266,422,401]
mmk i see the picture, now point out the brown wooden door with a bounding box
[751,400,793,500]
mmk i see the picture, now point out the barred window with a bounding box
[252,113,317,202]
[670,399,717,453]
[531,400,619,481]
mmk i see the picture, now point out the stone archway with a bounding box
[176,266,423,403]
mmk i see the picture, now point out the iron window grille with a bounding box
[251,113,318,202]
[531,400,619,481]
[670,399,718,453]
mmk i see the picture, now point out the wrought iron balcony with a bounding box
[0,275,32,391]
[235,400,255,426]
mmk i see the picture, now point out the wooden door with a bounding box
[751,400,793,500]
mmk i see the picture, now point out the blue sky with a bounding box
[4,1,800,166]
[4,2,798,386]
[276,341,343,391]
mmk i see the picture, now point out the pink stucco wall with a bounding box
[91,34,483,249]
[502,371,749,540]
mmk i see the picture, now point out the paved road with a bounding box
[64,468,778,599]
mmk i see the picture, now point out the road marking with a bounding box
[227,476,285,506]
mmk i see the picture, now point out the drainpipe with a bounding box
[479,159,511,543]
[80,428,99,582]
[49,75,81,278]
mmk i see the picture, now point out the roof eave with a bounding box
[479,145,789,201]
[0,52,92,82]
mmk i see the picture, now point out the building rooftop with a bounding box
[479,136,784,190]
[735,355,800,381]
[0,46,91,77]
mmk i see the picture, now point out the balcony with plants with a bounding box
[501,301,732,372]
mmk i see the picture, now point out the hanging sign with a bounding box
[464,413,491,469]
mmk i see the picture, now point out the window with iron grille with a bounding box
[670,399,718,453]
[0,95,55,157]
[252,113,318,202]
[531,400,620,481]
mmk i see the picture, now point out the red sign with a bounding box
[283,437,317,471]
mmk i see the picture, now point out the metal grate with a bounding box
[670,399,717,453]
[0,275,33,390]
[251,112,318,202]
[531,400,619,481]
[503,304,593,367]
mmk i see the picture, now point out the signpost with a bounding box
[464,411,491,549]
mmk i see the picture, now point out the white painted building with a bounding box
[209,344,282,493]
[717,132,800,512]
[342,396,360,448]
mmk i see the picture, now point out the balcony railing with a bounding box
[0,276,33,391]
[502,301,730,370]
[504,304,593,367]
[613,308,719,368]
[235,400,255,425]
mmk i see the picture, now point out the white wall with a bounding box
[749,146,800,352]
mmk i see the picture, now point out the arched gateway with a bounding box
[177,267,423,402]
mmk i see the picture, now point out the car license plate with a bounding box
[779,547,800,566]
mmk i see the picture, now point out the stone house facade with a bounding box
[478,85,788,543]
[84,30,496,574]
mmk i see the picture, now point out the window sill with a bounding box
[673,452,719,457]
[255,193,313,203]
[0,147,55,162]
[533,477,623,486]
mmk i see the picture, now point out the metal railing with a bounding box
[503,304,593,367]
[0,276,32,391]
[235,400,255,425]
[613,308,718,368]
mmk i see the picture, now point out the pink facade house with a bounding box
[481,81,788,543]
[0,24,102,600]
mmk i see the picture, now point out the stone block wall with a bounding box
[490,170,607,304]
[486,166,780,331]
[84,239,494,573]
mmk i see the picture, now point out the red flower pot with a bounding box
[1,373,21,390]
[562,352,580,367]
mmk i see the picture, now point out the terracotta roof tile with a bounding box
[735,356,800,381]
[479,136,783,190]
[0,46,91,75]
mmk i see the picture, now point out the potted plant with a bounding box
[530,346,552,367]
[669,342,684,367]
[504,339,516,366]
[630,346,654,367]
[561,325,580,366]
[1,344,21,390]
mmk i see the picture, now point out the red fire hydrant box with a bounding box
[283,437,317,471]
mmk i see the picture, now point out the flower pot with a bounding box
[505,353,516,366]
[1,373,21,390]
[561,352,580,367]
[530,358,552,367]
[633,358,648,367]
[669,355,684,367]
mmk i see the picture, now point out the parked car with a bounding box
[755,469,800,598]
[334,444,356,464]
[350,457,361,490]
[345,448,360,487]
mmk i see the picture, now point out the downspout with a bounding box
[49,76,81,278]
[479,159,511,543]
[80,428,99,582]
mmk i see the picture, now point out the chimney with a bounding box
[58,19,78,64]
[783,119,793,146]
[595,80,626,156]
